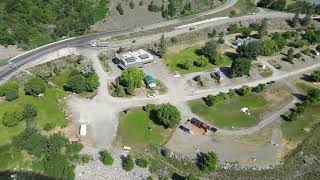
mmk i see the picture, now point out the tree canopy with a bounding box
[311,70,320,82]
[24,77,46,96]
[230,58,252,77]
[202,40,218,62]
[0,0,109,49]
[119,67,144,92]
[199,151,219,172]
[156,103,181,128]
[236,41,261,59]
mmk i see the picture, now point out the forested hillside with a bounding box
[0,0,109,49]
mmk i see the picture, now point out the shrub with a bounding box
[294,53,302,58]
[81,155,92,163]
[162,148,171,158]
[230,58,252,77]
[199,151,219,172]
[170,37,178,44]
[252,84,266,93]
[135,157,148,168]
[0,82,19,97]
[122,154,134,171]
[156,103,181,128]
[143,104,157,112]
[116,3,124,15]
[181,60,193,70]
[5,89,18,101]
[239,85,252,96]
[260,40,279,56]
[24,77,46,96]
[147,176,153,180]
[194,56,208,67]
[311,70,320,82]
[129,1,135,9]
[316,45,320,52]
[100,150,114,165]
[2,110,23,127]
[22,104,38,119]
[185,174,199,180]
[139,0,143,6]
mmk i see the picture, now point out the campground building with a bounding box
[115,49,154,69]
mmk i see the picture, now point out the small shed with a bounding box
[80,124,87,136]
[144,75,157,89]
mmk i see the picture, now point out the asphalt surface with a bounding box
[0,0,238,81]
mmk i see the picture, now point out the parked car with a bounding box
[189,27,196,31]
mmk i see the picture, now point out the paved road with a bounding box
[0,12,295,83]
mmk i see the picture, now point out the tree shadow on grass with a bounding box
[300,74,313,83]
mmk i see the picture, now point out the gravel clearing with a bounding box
[75,147,151,180]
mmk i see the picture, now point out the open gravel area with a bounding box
[75,147,150,180]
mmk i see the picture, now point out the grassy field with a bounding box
[163,45,231,74]
[0,86,67,146]
[116,108,168,149]
[188,95,267,129]
[281,82,320,142]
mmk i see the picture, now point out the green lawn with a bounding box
[281,104,320,142]
[281,82,320,142]
[296,82,315,94]
[117,108,167,148]
[163,45,231,74]
[0,88,67,145]
[188,95,267,129]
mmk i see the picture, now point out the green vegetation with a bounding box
[136,157,149,168]
[164,45,230,74]
[116,3,124,15]
[24,77,46,96]
[117,108,166,148]
[199,151,219,172]
[122,154,134,171]
[282,87,320,141]
[189,95,267,129]
[310,70,320,82]
[100,150,114,165]
[230,58,252,77]
[0,0,109,49]
[0,128,84,179]
[64,58,99,94]
[5,89,19,101]
[98,53,110,72]
[156,103,181,128]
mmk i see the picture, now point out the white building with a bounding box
[115,49,154,68]
[80,124,87,136]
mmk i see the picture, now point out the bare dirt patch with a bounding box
[91,0,164,32]
[277,139,299,160]
[262,83,293,108]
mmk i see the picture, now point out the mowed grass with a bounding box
[0,88,67,145]
[281,82,320,142]
[163,45,231,74]
[117,108,167,148]
[281,104,320,142]
[188,95,267,129]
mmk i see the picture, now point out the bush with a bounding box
[100,150,114,165]
[24,77,46,96]
[311,70,320,82]
[260,40,279,56]
[5,89,19,101]
[199,151,219,172]
[147,176,153,180]
[129,1,135,9]
[81,155,92,163]
[135,157,148,168]
[317,45,320,52]
[239,85,252,96]
[252,84,266,93]
[122,154,134,171]
[143,104,157,112]
[162,148,171,158]
[181,60,193,70]
[156,103,181,128]
[0,82,19,97]
[22,104,38,119]
[185,174,200,180]
[230,58,252,77]
[116,3,124,15]
[194,56,208,67]
[2,110,23,127]
[294,53,302,59]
